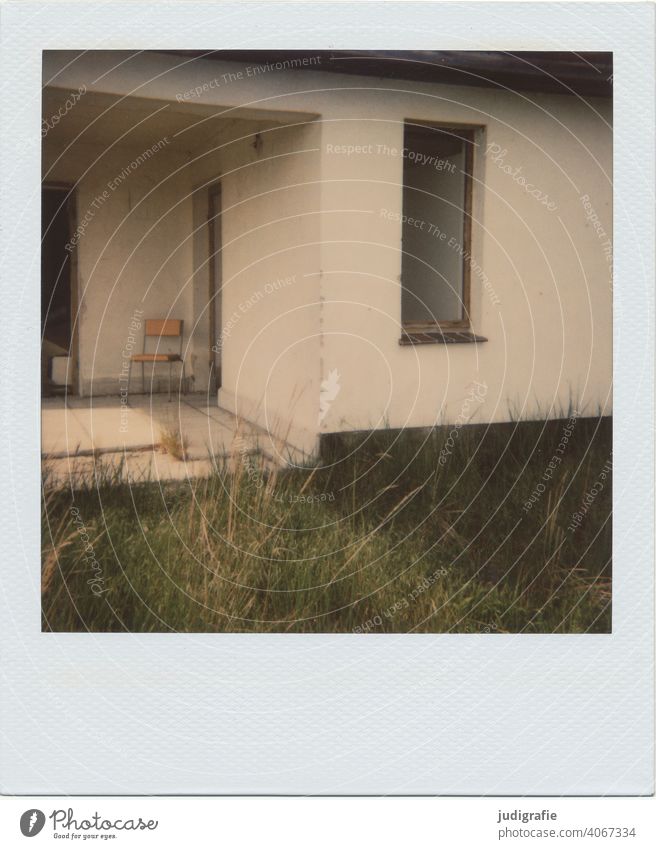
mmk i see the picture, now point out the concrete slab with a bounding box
[42,451,221,489]
[41,393,279,487]
[42,394,260,459]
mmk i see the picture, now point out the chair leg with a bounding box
[181,361,186,395]
[127,358,132,402]
[142,362,145,395]
[168,361,172,402]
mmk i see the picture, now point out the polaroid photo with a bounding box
[0,0,653,798]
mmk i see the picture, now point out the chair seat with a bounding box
[131,353,182,363]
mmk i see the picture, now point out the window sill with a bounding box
[399,328,488,346]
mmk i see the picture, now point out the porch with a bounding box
[41,393,292,487]
[42,81,322,458]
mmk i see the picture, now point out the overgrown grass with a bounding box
[42,415,612,633]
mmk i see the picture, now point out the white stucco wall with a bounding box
[43,51,612,454]
[189,121,322,455]
[315,90,612,436]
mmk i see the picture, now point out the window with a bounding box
[400,122,483,344]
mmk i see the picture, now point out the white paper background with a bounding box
[0,1,653,795]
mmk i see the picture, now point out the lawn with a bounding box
[42,414,612,633]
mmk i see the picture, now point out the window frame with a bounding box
[400,121,478,337]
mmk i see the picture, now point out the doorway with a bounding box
[42,185,77,395]
[207,183,223,392]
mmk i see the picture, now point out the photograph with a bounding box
[2,0,654,824]
[40,48,613,634]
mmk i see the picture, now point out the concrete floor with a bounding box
[41,393,276,487]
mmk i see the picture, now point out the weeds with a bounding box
[41,416,612,633]
[159,427,188,461]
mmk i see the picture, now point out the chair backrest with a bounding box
[145,319,183,338]
[143,319,184,356]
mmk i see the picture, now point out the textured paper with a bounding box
[0,1,653,794]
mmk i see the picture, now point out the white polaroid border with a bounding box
[0,1,653,795]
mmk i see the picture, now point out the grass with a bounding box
[42,414,612,633]
[158,426,188,461]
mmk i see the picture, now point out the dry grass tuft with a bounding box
[159,427,188,461]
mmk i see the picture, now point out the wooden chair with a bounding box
[128,319,186,402]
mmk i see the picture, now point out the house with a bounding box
[41,50,612,459]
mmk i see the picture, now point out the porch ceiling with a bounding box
[42,88,315,154]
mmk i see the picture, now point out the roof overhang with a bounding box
[167,50,612,98]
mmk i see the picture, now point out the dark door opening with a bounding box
[208,183,222,392]
[42,186,76,395]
